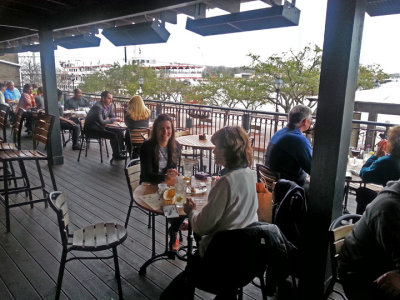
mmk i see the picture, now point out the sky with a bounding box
[51,0,400,74]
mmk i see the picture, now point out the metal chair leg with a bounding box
[77,135,85,162]
[113,246,123,300]
[55,250,67,300]
[3,160,10,232]
[99,139,103,163]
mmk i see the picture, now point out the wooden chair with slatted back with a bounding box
[256,164,280,192]
[0,108,24,150]
[0,112,57,232]
[48,191,127,300]
[127,127,149,160]
[0,108,25,193]
[124,158,149,227]
[325,214,361,299]
[0,107,8,142]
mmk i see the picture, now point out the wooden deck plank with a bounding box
[0,229,42,299]
[0,275,14,300]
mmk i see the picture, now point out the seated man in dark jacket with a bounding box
[64,88,90,110]
[339,179,400,300]
[84,90,125,160]
[265,105,313,187]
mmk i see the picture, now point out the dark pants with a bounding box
[160,251,239,300]
[84,126,124,158]
[60,120,80,146]
[339,268,391,300]
[23,111,33,133]
[355,187,378,214]
[168,216,186,250]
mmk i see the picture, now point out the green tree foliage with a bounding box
[77,45,389,111]
[358,64,388,90]
[249,44,322,113]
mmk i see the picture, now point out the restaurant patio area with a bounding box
[0,129,349,299]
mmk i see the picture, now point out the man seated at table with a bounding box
[4,81,21,103]
[264,105,313,187]
[339,179,400,300]
[57,89,81,150]
[64,88,90,110]
[355,125,400,214]
[84,90,125,160]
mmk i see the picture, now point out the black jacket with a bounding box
[84,101,115,131]
[139,139,180,184]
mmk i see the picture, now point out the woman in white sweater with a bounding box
[161,126,258,299]
[184,125,259,257]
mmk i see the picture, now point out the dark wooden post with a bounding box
[350,111,361,149]
[366,112,378,149]
[299,0,367,297]
[39,28,63,165]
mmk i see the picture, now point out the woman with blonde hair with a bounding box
[124,95,151,156]
[356,125,400,213]
[124,95,151,129]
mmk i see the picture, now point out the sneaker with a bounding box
[172,237,179,251]
[179,220,189,231]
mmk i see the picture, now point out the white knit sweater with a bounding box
[189,167,258,257]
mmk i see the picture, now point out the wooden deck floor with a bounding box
[0,131,349,299]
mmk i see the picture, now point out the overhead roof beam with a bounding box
[206,0,241,13]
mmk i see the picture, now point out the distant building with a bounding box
[0,53,21,87]
[132,57,205,85]
[59,60,113,90]
[234,72,254,79]
[153,64,205,85]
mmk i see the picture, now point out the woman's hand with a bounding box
[184,198,196,215]
[165,169,178,186]
[375,270,400,299]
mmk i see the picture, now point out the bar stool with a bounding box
[0,112,57,232]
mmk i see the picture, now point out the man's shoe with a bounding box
[72,143,82,150]
[112,155,125,161]
[171,237,179,251]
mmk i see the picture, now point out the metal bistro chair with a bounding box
[325,214,361,300]
[124,158,147,226]
[182,223,294,300]
[175,129,201,173]
[77,119,109,163]
[256,163,280,193]
[0,112,57,232]
[127,127,149,160]
[48,191,127,300]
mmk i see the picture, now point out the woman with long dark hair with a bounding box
[140,114,183,250]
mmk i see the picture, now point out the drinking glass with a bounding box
[351,148,361,166]
[174,176,186,208]
[182,158,197,180]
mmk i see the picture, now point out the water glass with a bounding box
[174,176,186,208]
